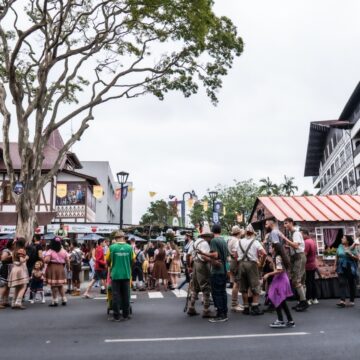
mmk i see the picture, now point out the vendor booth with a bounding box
[250,195,360,298]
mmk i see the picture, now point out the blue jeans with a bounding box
[210,273,228,317]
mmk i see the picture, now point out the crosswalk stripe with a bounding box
[148,292,164,299]
[172,290,188,298]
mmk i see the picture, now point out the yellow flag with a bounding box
[203,200,208,211]
[149,191,157,198]
[128,187,135,192]
[56,184,67,198]
[223,206,226,216]
[93,185,103,199]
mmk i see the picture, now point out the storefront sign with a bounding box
[0,225,44,234]
[47,223,119,234]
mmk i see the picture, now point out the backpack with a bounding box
[71,249,82,266]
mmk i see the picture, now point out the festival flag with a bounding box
[93,185,103,199]
[56,184,67,198]
[187,198,194,209]
[223,206,226,216]
[149,191,157,198]
[122,186,128,199]
[115,188,121,200]
[128,186,135,192]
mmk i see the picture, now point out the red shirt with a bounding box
[305,238,317,271]
[94,245,106,271]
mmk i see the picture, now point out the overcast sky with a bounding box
[70,0,360,223]
[5,1,360,223]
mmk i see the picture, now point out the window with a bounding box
[340,151,345,166]
[337,182,343,194]
[329,140,333,154]
[330,164,335,176]
[1,182,13,204]
[333,187,337,195]
[333,135,338,149]
[327,169,331,182]
[343,177,349,191]
[345,143,352,159]
[335,158,340,171]
[349,171,355,186]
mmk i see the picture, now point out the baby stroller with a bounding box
[106,271,133,316]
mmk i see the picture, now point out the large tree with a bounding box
[0,0,243,241]
[140,199,177,227]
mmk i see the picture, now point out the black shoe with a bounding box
[251,305,264,316]
[292,303,299,310]
[286,321,296,328]
[336,302,346,308]
[243,307,250,315]
[100,289,106,295]
[49,303,58,307]
[209,316,228,323]
[295,301,309,312]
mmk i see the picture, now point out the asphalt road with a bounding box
[1,291,359,360]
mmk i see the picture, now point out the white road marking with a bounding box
[105,332,309,343]
[148,292,164,299]
[131,295,137,300]
[94,295,137,300]
[172,290,188,298]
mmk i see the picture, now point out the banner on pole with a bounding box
[56,184,67,198]
[93,185,103,199]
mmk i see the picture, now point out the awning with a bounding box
[251,195,360,222]
[0,212,57,226]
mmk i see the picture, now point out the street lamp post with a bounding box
[116,171,129,230]
[182,190,197,227]
[208,191,218,224]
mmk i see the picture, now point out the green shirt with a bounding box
[210,236,229,275]
[108,242,134,280]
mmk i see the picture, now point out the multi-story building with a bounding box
[305,82,360,195]
[79,161,133,225]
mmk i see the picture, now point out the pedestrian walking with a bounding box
[178,232,194,290]
[132,243,145,291]
[168,242,181,290]
[282,218,308,312]
[29,261,45,304]
[198,225,229,323]
[227,225,244,313]
[237,225,266,316]
[335,235,359,308]
[83,238,107,298]
[8,238,29,309]
[44,237,70,307]
[25,235,43,301]
[264,243,295,328]
[302,230,319,305]
[186,231,213,318]
[153,242,169,291]
[69,240,83,296]
[0,239,15,309]
[106,231,134,322]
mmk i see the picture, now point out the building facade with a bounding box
[305,83,360,195]
[79,161,133,225]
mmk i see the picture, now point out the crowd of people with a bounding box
[0,219,359,328]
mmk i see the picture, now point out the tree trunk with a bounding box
[15,191,38,245]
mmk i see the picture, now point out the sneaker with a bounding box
[348,302,355,307]
[208,316,228,323]
[292,303,300,310]
[41,298,46,304]
[295,301,309,312]
[312,299,319,305]
[269,320,286,328]
[231,304,244,313]
[307,300,312,306]
[336,302,346,308]
[250,305,264,316]
[29,300,35,304]
[286,321,296,328]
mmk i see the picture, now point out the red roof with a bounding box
[257,195,360,222]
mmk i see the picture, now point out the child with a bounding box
[263,243,295,328]
[30,261,45,304]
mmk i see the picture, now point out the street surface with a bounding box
[1,289,359,360]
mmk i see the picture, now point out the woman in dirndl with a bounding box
[44,237,70,307]
[7,238,29,309]
[0,239,15,309]
[153,242,168,291]
[168,242,181,290]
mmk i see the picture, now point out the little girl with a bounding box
[263,243,295,328]
[30,261,45,304]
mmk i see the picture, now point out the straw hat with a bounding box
[245,224,256,235]
[113,230,125,239]
[231,225,242,236]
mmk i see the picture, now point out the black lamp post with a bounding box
[116,171,129,230]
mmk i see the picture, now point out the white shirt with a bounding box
[189,238,210,262]
[290,230,305,255]
[228,236,240,256]
[236,237,264,262]
[183,240,193,263]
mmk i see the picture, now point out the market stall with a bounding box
[250,195,360,298]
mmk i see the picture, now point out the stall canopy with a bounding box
[250,195,360,223]
[78,233,104,241]
[127,234,147,242]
